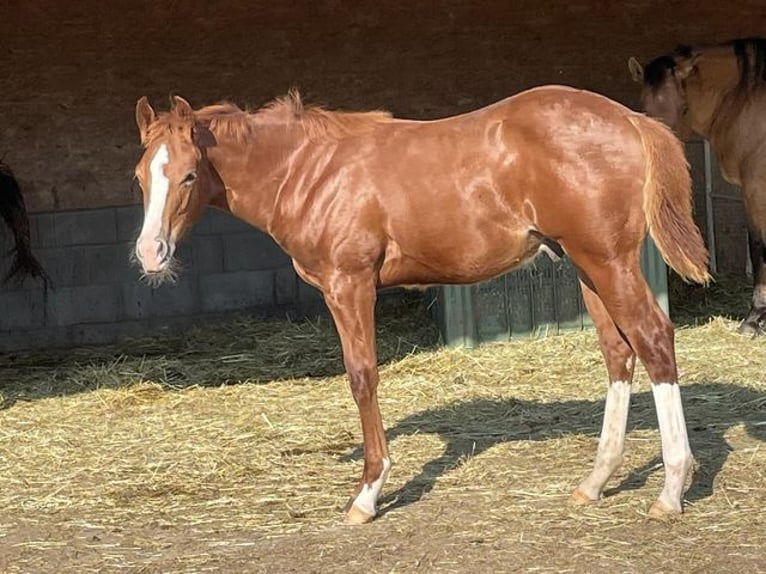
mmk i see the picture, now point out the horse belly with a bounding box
[377,228,541,288]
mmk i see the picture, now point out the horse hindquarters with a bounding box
[567,249,693,516]
[568,115,708,515]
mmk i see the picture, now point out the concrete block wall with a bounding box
[0,206,324,352]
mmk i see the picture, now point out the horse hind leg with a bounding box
[740,229,766,335]
[570,279,636,505]
[739,182,766,336]
[571,254,693,517]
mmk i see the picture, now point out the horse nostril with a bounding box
[156,238,170,263]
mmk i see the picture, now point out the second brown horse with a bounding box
[630,37,766,335]
[132,86,709,523]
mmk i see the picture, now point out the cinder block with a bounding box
[36,246,76,286]
[0,325,65,353]
[196,209,254,235]
[50,284,123,326]
[31,213,57,248]
[188,234,225,275]
[222,231,290,271]
[70,320,148,347]
[0,288,48,330]
[199,270,275,313]
[147,314,211,338]
[122,282,153,320]
[275,266,298,305]
[115,205,145,242]
[297,278,324,305]
[34,244,134,288]
[123,276,198,319]
[173,242,196,276]
[79,243,136,285]
[54,208,118,246]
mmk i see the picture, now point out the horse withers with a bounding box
[132,86,709,523]
[629,37,766,336]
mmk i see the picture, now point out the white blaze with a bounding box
[140,143,170,241]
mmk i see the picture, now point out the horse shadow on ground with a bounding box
[342,381,765,515]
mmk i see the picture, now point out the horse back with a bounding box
[272,87,654,286]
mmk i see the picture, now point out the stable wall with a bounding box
[0,208,322,351]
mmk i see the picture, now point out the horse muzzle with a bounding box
[135,235,174,273]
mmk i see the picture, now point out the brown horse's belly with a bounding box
[377,231,541,288]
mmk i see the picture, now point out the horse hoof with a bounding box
[737,321,760,337]
[569,488,598,506]
[738,311,766,337]
[344,504,375,525]
[647,500,681,520]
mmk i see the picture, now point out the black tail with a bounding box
[0,161,49,289]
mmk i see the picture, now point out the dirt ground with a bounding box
[0,295,764,573]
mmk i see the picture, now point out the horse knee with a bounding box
[347,365,379,404]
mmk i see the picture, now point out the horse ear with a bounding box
[628,57,644,83]
[171,95,194,120]
[674,54,700,80]
[135,96,156,144]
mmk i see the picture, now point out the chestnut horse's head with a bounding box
[628,49,699,139]
[133,95,212,284]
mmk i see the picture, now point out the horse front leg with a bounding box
[739,182,766,336]
[739,230,766,336]
[323,273,390,524]
[571,280,637,504]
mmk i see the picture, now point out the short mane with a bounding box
[731,37,766,91]
[196,90,394,142]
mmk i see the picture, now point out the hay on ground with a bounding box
[0,282,763,573]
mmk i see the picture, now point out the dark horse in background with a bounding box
[630,37,766,336]
[0,161,48,287]
[132,87,709,523]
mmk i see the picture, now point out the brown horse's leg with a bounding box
[739,182,766,336]
[571,280,636,505]
[571,255,693,517]
[322,274,390,525]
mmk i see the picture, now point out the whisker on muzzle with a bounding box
[139,257,181,288]
[129,243,182,287]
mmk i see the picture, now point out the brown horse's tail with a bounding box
[0,161,49,288]
[628,114,711,284]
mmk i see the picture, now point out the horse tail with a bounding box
[0,161,50,288]
[628,114,711,285]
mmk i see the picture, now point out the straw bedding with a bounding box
[0,282,763,573]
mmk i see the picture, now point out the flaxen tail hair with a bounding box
[627,114,711,284]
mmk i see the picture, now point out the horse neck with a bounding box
[684,50,741,139]
[205,124,303,232]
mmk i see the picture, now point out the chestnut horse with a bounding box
[629,37,766,335]
[0,161,48,287]
[133,86,709,523]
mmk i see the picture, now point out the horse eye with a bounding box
[181,171,197,186]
